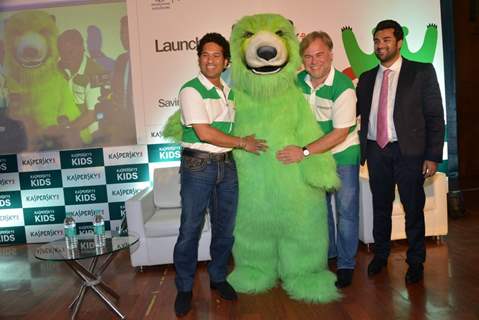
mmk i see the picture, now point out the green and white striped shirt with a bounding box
[298,67,360,165]
[179,72,235,153]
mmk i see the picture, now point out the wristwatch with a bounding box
[302,146,310,157]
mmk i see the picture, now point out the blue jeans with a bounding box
[174,154,238,292]
[327,164,359,269]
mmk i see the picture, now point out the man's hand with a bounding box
[243,134,268,155]
[276,145,304,164]
[422,160,438,178]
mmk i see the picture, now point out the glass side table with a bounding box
[35,234,139,320]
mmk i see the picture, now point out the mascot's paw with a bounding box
[282,270,341,303]
[228,266,277,294]
[300,159,341,191]
[301,156,341,191]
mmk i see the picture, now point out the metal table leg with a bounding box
[65,252,125,319]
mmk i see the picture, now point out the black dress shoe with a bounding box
[210,281,238,301]
[405,264,424,284]
[175,291,192,317]
[367,257,388,277]
[335,269,353,288]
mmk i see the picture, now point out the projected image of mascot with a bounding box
[3,10,92,151]
[227,13,340,302]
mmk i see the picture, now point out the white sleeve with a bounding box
[332,88,357,129]
[179,87,211,126]
[85,84,101,110]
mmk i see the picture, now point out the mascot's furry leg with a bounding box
[228,227,279,292]
[277,192,340,302]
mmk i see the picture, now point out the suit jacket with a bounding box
[357,58,445,165]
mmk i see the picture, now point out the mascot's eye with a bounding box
[243,31,254,38]
[275,30,284,37]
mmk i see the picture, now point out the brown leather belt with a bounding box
[182,148,233,162]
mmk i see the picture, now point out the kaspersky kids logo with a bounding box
[105,164,149,184]
[60,149,104,169]
[64,186,108,205]
[0,227,26,244]
[341,23,438,79]
[0,191,22,209]
[0,155,18,173]
[148,143,181,162]
[23,206,65,225]
[19,170,62,190]
[109,202,126,220]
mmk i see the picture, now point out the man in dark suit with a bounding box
[356,20,445,284]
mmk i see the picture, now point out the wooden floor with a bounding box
[1,191,479,320]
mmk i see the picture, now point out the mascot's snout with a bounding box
[245,31,288,75]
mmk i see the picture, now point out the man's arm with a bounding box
[276,86,356,164]
[420,63,445,177]
[422,63,445,164]
[180,87,267,154]
[276,127,348,164]
[192,124,267,154]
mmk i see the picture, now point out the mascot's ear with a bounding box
[288,19,294,26]
[231,23,235,31]
[50,14,56,22]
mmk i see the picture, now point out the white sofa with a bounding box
[358,165,448,245]
[125,167,211,267]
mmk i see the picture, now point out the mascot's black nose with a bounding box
[257,46,277,61]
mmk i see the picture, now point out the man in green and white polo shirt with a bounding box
[173,33,267,317]
[277,31,359,288]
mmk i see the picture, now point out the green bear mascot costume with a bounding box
[226,13,340,302]
[164,13,341,302]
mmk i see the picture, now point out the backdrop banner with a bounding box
[127,0,446,156]
[0,0,447,244]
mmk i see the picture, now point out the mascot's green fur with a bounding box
[164,13,340,302]
[227,13,339,302]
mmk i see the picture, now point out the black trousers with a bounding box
[366,140,426,265]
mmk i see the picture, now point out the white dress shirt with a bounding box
[367,57,402,142]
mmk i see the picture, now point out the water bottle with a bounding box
[64,212,78,249]
[93,211,106,247]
